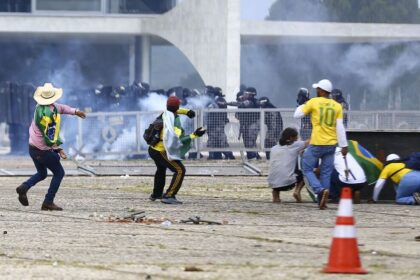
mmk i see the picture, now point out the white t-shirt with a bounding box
[334,147,366,184]
[267,141,306,188]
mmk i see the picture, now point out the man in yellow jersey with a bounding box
[373,154,420,205]
[294,79,348,209]
[148,96,206,204]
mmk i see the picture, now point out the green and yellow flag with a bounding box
[34,105,62,147]
[348,140,383,185]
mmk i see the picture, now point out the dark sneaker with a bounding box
[149,194,162,201]
[16,184,30,206]
[413,192,420,205]
[317,189,329,210]
[41,203,63,211]
[161,196,183,205]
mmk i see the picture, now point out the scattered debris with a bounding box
[415,235,420,241]
[124,211,146,222]
[180,216,222,225]
[104,211,169,225]
[184,266,204,272]
[3,231,7,235]
[161,220,172,227]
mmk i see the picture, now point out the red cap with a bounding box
[167,96,181,112]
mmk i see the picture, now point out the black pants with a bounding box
[148,147,186,198]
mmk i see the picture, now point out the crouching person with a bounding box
[16,83,86,211]
[372,154,420,205]
[148,96,206,204]
[267,128,308,203]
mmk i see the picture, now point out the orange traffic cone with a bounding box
[323,187,368,274]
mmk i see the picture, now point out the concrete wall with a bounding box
[142,0,241,99]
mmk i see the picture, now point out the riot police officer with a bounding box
[297,88,312,141]
[331,89,349,128]
[206,95,235,160]
[237,87,261,160]
[259,96,283,160]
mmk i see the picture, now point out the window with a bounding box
[0,0,31,13]
[36,0,101,12]
[108,0,176,14]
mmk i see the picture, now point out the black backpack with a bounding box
[143,115,163,146]
[405,152,420,171]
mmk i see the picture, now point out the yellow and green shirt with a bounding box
[151,108,197,152]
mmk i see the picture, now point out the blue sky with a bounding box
[241,0,276,20]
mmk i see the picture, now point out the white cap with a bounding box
[312,79,333,93]
[386,154,400,162]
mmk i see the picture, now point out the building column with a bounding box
[128,37,136,84]
[140,35,151,83]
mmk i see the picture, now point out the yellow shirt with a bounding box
[302,97,343,145]
[379,163,411,184]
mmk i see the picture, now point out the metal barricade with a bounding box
[68,109,420,159]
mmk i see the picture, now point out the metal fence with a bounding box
[69,109,420,158]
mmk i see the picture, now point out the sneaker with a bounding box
[41,202,63,211]
[16,184,30,206]
[149,194,162,201]
[161,196,183,205]
[317,189,329,210]
[413,192,420,205]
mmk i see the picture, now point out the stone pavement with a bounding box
[0,158,419,280]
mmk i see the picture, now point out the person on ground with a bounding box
[267,127,309,203]
[330,146,367,203]
[293,79,348,210]
[148,95,206,204]
[372,154,420,205]
[16,83,86,211]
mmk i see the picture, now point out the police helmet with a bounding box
[297,88,310,105]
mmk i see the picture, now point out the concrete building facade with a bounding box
[1,0,420,100]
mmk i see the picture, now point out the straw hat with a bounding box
[33,83,63,105]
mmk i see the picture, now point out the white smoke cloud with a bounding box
[340,43,420,92]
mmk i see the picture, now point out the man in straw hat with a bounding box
[16,83,86,211]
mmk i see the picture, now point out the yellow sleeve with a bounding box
[176,108,189,115]
[302,99,313,114]
[190,133,198,140]
[378,166,389,179]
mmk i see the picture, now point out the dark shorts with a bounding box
[273,183,296,192]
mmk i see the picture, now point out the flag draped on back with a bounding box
[34,104,62,147]
[348,140,383,185]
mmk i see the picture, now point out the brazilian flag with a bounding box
[348,140,383,185]
[34,105,62,147]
